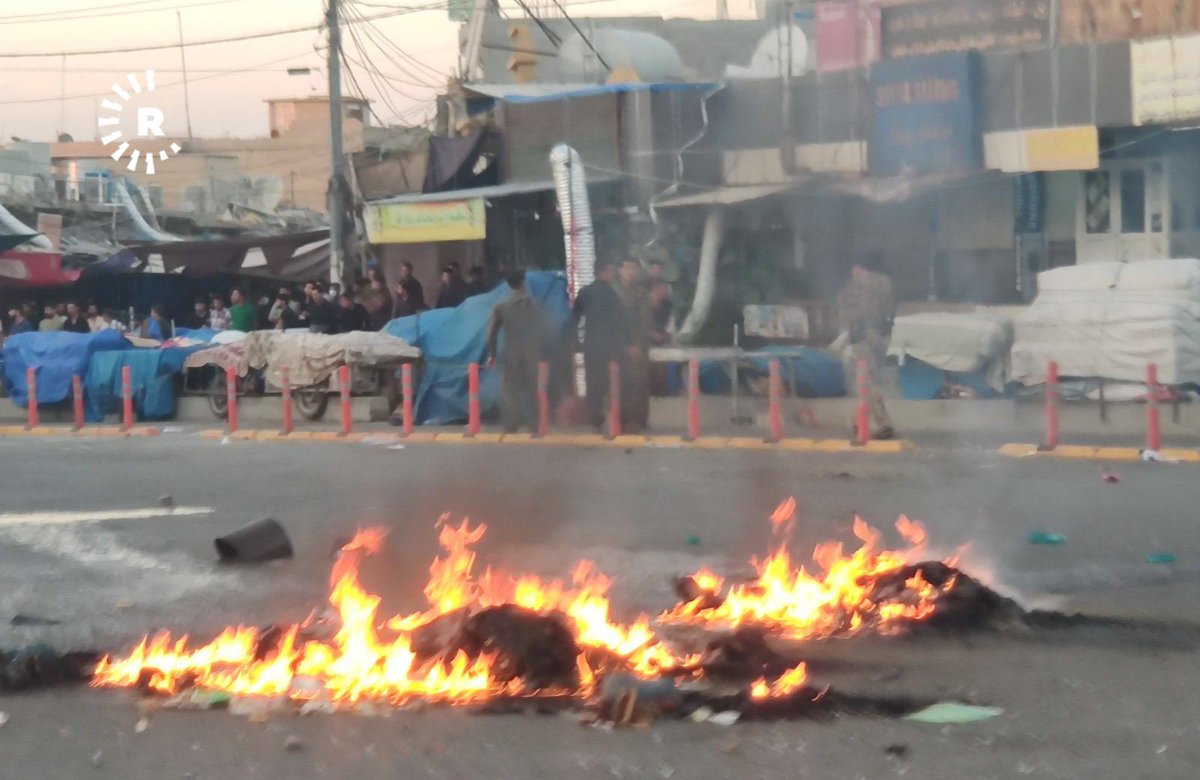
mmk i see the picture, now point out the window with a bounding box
[1084,171,1111,234]
[1120,169,1146,233]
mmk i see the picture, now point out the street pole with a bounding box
[177,11,194,139]
[327,0,346,286]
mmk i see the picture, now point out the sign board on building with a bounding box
[881,0,1051,59]
[36,213,63,251]
[869,51,983,176]
[1022,126,1099,171]
[364,198,487,245]
[1131,34,1200,126]
[815,0,881,72]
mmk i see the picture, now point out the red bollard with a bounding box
[608,361,621,439]
[536,361,550,438]
[280,367,293,436]
[122,365,135,432]
[224,364,237,435]
[467,363,481,437]
[854,358,870,445]
[1146,363,1162,452]
[339,365,352,437]
[25,368,38,430]
[72,375,85,431]
[768,359,783,443]
[1042,360,1059,451]
[687,359,701,441]
[401,363,414,437]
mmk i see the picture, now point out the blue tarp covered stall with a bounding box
[85,346,208,422]
[2,330,128,407]
[898,357,997,400]
[384,271,570,425]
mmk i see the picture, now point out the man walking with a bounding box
[617,259,653,432]
[486,269,546,433]
[837,253,896,439]
[571,259,629,431]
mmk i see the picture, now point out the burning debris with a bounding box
[90,501,1013,722]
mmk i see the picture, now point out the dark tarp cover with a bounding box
[2,330,128,407]
[85,346,207,422]
[666,346,846,397]
[384,270,570,425]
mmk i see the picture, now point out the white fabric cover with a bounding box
[243,331,420,388]
[1011,259,1200,385]
[888,313,1013,373]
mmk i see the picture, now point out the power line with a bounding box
[0,2,446,58]
[347,1,449,83]
[0,0,244,26]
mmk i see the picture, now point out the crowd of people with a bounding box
[487,258,672,434]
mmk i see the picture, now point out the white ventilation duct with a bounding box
[550,143,595,303]
[113,179,179,243]
[676,207,726,343]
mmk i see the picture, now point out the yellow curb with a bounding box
[598,435,648,448]
[501,433,535,444]
[125,427,161,437]
[812,439,854,452]
[777,438,818,451]
[859,439,915,453]
[0,425,26,435]
[688,436,730,449]
[399,432,439,443]
[645,435,687,448]
[90,426,129,438]
[1161,448,1200,463]
[540,434,600,446]
[436,432,468,443]
[999,443,1039,457]
[1092,447,1143,461]
[469,433,505,443]
[1054,445,1102,459]
[310,431,344,441]
[726,437,777,450]
[229,430,261,441]
[199,429,226,440]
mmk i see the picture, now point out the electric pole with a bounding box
[327,0,346,286]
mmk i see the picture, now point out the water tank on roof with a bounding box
[558,29,684,84]
[724,23,809,79]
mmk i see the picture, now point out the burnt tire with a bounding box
[294,388,328,421]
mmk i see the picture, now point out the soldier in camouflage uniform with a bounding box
[836,254,895,438]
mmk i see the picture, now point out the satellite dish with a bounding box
[725,24,809,79]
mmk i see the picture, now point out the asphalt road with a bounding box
[0,434,1198,779]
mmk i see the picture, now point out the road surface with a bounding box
[0,434,1197,779]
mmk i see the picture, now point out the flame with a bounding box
[660,500,954,640]
[93,501,957,707]
[750,662,808,700]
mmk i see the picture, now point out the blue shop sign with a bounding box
[869,51,983,176]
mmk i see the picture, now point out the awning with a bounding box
[0,232,39,253]
[129,230,330,277]
[0,250,83,288]
[653,183,798,209]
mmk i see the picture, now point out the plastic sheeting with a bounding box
[1012,259,1200,385]
[665,346,846,398]
[2,330,127,407]
[888,312,1013,392]
[384,271,571,425]
[85,347,205,422]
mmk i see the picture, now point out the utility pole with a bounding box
[327,0,346,286]
[177,11,194,138]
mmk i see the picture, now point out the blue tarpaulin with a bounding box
[85,346,207,422]
[2,330,128,407]
[898,357,996,400]
[384,271,570,425]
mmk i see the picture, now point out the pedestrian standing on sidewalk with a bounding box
[486,269,547,433]
[617,259,653,433]
[836,252,896,439]
[571,258,629,431]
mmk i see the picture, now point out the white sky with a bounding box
[0,0,759,142]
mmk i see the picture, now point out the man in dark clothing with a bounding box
[392,281,424,319]
[305,287,337,334]
[397,262,426,310]
[465,265,488,298]
[435,263,469,309]
[8,305,34,336]
[570,259,629,430]
[617,259,653,432]
[365,279,393,329]
[185,299,210,330]
[487,269,546,433]
[335,293,370,333]
[63,303,91,334]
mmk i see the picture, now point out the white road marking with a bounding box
[0,507,213,527]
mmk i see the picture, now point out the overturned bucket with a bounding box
[215,519,294,563]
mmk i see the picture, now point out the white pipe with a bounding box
[550,143,596,303]
[114,179,179,243]
[677,206,725,344]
